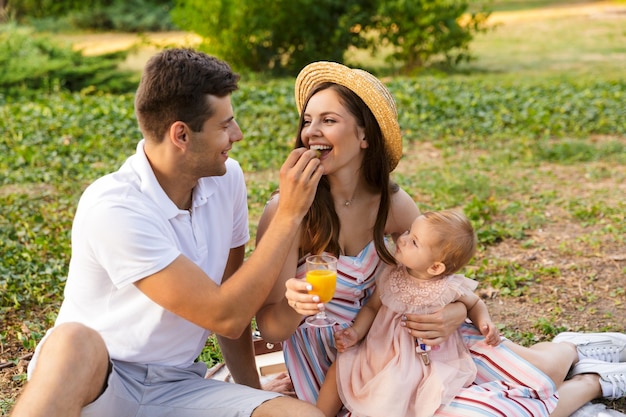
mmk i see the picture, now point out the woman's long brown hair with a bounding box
[295,83,398,266]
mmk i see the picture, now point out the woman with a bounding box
[255,61,626,416]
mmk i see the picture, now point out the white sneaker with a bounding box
[553,332,626,362]
[569,359,626,400]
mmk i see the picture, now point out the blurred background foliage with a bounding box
[1,0,490,80]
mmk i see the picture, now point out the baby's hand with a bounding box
[334,327,359,352]
[481,322,501,346]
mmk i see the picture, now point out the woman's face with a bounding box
[300,88,368,174]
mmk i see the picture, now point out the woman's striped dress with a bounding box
[281,242,558,417]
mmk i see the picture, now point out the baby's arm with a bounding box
[458,293,501,345]
[334,286,383,352]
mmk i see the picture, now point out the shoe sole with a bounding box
[553,332,626,345]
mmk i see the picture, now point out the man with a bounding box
[10,48,324,417]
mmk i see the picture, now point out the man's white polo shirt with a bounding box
[54,140,249,367]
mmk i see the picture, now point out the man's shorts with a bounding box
[80,360,282,417]
[29,334,282,417]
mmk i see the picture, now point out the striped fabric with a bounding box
[435,323,558,417]
[283,242,382,406]
[282,243,558,417]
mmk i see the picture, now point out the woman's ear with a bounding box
[427,262,446,276]
[357,126,368,149]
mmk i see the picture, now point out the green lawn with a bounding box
[1,1,625,414]
[472,0,622,12]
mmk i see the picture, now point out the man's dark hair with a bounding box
[135,48,240,142]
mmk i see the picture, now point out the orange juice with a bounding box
[306,270,337,303]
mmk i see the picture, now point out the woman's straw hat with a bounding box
[295,61,402,171]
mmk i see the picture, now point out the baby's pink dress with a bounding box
[336,264,479,417]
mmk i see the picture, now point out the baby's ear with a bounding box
[427,262,446,276]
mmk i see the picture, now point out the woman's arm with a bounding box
[216,245,260,388]
[254,195,307,343]
[386,187,420,241]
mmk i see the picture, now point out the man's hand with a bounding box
[275,148,323,223]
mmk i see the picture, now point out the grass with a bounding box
[473,0,626,12]
[1,1,626,414]
[462,5,626,78]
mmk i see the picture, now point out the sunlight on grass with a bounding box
[347,1,626,79]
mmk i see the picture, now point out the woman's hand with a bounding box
[401,302,467,346]
[284,277,323,316]
[262,372,295,396]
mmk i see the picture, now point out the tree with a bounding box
[373,0,490,73]
[172,0,375,75]
[171,0,490,74]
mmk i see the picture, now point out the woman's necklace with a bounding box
[342,188,358,207]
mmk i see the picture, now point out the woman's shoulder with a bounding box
[257,190,297,244]
[259,190,281,216]
[390,186,417,206]
[386,187,420,234]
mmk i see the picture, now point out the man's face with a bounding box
[187,94,243,177]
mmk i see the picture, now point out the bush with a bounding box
[374,0,491,73]
[4,0,175,32]
[3,0,89,20]
[0,24,137,94]
[171,0,490,75]
[171,0,373,75]
[68,0,176,32]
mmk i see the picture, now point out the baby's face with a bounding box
[394,216,438,278]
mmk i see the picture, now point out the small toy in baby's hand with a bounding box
[416,338,431,366]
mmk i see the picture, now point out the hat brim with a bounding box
[295,61,402,171]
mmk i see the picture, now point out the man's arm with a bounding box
[216,245,261,388]
[135,148,323,338]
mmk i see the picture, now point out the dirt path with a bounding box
[59,31,201,56]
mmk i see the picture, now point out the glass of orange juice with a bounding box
[305,254,337,327]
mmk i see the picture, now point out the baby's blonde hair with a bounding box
[421,209,477,276]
